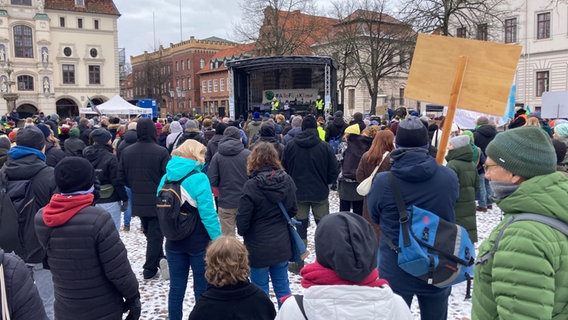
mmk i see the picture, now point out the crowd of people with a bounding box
[0,106,567,320]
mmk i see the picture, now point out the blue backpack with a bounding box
[329,135,341,153]
[385,173,475,288]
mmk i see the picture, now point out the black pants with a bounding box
[340,199,364,216]
[140,216,164,273]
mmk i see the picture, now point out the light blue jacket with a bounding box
[157,156,221,240]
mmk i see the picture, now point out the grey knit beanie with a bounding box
[449,135,470,149]
[486,126,556,179]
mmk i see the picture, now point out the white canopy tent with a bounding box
[79,95,153,116]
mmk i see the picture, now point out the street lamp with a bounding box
[169,87,186,114]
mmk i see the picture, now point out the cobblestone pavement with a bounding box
[122,191,502,319]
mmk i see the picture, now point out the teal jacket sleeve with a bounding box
[184,172,221,240]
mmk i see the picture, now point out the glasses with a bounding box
[483,164,499,172]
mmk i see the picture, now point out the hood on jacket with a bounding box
[251,168,294,203]
[476,124,497,139]
[333,117,346,128]
[42,194,94,227]
[294,129,322,148]
[136,118,156,142]
[164,155,203,182]
[445,145,474,163]
[248,120,262,128]
[122,130,138,143]
[82,144,113,164]
[3,153,48,180]
[170,121,183,134]
[390,148,439,182]
[218,137,245,156]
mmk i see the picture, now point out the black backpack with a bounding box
[0,168,47,262]
[156,171,199,241]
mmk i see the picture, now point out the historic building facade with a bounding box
[0,0,122,118]
[130,36,236,117]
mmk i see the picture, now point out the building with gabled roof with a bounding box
[0,0,122,119]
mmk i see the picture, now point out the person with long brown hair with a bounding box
[356,129,395,240]
[237,142,297,308]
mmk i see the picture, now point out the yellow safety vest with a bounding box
[271,101,280,111]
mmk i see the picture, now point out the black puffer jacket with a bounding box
[237,168,297,268]
[45,142,66,167]
[0,249,48,320]
[1,154,56,263]
[63,137,86,157]
[78,124,92,146]
[118,119,169,217]
[473,124,497,154]
[83,144,127,204]
[35,206,139,320]
[282,129,339,202]
[207,137,250,208]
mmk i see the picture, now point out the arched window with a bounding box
[14,25,34,58]
[17,75,34,91]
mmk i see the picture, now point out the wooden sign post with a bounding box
[436,56,468,164]
[405,34,522,164]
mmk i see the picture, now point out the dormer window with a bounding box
[75,0,85,7]
[210,61,214,69]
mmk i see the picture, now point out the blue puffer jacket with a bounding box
[367,148,458,294]
[157,156,221,252]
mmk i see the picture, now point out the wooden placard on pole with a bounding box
[405,34,522,164]
[405,34,522,116]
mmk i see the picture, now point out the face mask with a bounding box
[489,181,519,201]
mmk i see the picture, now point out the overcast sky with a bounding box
[114,0,334,62]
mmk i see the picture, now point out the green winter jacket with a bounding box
[472,172,568,320]
[446,145,479,242]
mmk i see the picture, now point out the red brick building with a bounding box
[197,43,255,117]
[130,36,235,116]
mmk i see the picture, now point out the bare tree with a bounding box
[399,0,510,37]
[132,51,172,114]
[235,0,333,56]
[329,0,416,115]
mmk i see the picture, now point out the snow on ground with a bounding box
[122,191,504,319]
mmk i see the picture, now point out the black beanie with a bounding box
[215,123,228,135]
[54,157,96,194]
[16,126,45,151]
[301,115,317,131]
[353,112,363,122]
[260,122,275,137]
[315,212,378,282]
[395,116,429,148]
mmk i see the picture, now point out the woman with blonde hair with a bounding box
[188,236,276,319]
[237,142,297,307]
[356,129,395,240]
[157,139,221,320]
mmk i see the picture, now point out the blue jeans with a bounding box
[96,201,121,230]
[28,263,54,320]
[123,187,132,226]
[166,249,207,320]
[477,173,493,208]
[250,260,291,308]
[397,287,451,320]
